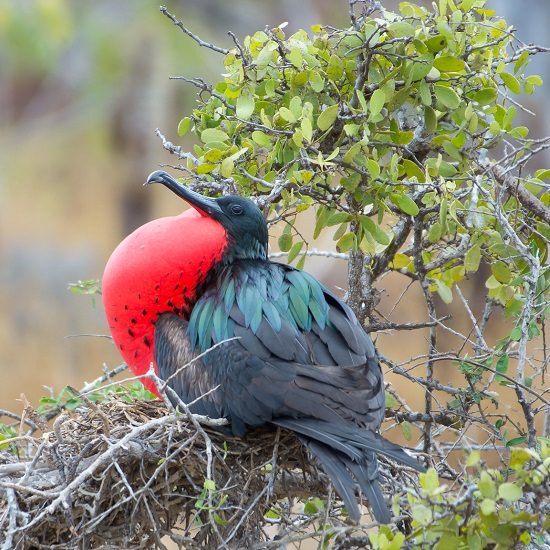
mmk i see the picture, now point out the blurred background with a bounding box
[1,0,549,412]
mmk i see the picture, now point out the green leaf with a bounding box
[424,106,437,132]
[535,169,550,180]
[524,74,543,94]
[427,222,442,243]
[301,117,313,142]
[336,232,355,253]
[292,129,304,147]
[287,241,303,263]
[485,275,500,290]
[236,93,255,120]
[355,89,368,112]
[436,280,453,304]
[278,230,293,252]
[411,503,432,525]
[265,508,280,520]
[464,244,481,273]
[326,212,352,226]
[500,72,521,94]
[491,261,512,284]
[279,107,296,123]
[289,96,302,119]
[496,354,509,375]
[471,87,497,105]
[251,131,271,147]
[201,127,229,143]
[203,478,216,492]
[465,450,480,467]
[310,71,325,92]
[369,89,386,117]
[255,41,277,68]
[360,216,391,245]
[177,117,192,137]
[384,391,397,409]
[498,482,522,502]
[435,85,461,110]
[480,498,496,515]
[387,21,415,37]
[419,468,439,493]
[510,447,539,470]
[390,193,419,216]
[326,54,344,81]
[367,159,380,178]
[403,159,426,182]
[433,55,465,72]
[317,104,339,131]
[426,34,447,52]
[406,54,434,82]
[220,157,234,177]
[478,471,496,498]
[288,47,303,68]
[314,206,329,239]
[400,421,412,441]
[213,512,228,526]
[506,436,527,447]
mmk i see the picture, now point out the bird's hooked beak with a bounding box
[145,170,223,218]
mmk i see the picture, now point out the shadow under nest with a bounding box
[1,398,401,549]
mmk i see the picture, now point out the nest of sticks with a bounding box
[0,393,421,550]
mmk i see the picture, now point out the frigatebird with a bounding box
[102,170,424,523]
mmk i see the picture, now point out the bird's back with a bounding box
[153,252,424,524]
[155,260,385,431]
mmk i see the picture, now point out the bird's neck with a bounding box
[221,237,267,265]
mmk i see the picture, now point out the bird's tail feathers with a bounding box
[273,417,425,472]
[345,454,391,524]
[301,438,363,522]
[302,438,393,523]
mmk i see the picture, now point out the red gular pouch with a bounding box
[102,208,227,397]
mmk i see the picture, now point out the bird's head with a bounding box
[146,170,268,263]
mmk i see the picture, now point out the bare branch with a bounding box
[159,6,229,55]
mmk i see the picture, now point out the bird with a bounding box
[102,170,425,523]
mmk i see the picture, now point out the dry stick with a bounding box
[170,76,234,110]
[459,357,550,407]
[268,249,349,260]
[151,374,230,549]
[412,217,436,456]
[0,409,38,432]
[381,354,462,396]
[79,363,128,395]
[155,128,199,164]
[2,488,18,550]
[367,316,449,334]
[159,6,229,55]
[15,411,225,534]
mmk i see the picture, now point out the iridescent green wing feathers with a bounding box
[188,260,375,367]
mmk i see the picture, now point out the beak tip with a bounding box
[145,170,169,186]
[143,169,221,218]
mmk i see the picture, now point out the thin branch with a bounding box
[492,163,550,225]
[159,6,229,55]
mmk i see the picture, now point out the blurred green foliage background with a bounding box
[1,0,548,410]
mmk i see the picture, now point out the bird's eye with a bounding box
[230,204,244,215]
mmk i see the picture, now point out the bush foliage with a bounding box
[160,0,550,546]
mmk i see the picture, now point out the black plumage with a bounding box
[146,170,425,523]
